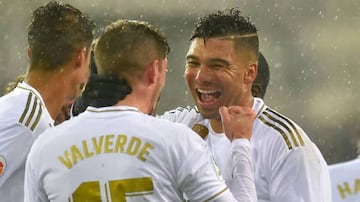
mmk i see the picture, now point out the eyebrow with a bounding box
[186,55,230,66]
[207,58,230,66]
[186,55,198,61]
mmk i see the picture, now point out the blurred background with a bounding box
[0,0,359,164]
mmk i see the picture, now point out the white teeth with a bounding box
[197,89,219,94]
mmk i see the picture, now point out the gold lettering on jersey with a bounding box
[137,143,154,161]
[337,178,360,199]
[82,140,94,158]
[93,136,104,154]
[58,151,72,169]
[71,145,84,166]
[104,134,115,153]
[58,134,154,169]
[126,136,141,155]
[114,135,127,152]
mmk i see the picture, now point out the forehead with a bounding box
[187,38,238,61]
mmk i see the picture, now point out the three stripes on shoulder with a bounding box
[18,92,43,131]
[259,108,305,150]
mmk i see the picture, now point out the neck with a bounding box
[25,69,69,119]
[115,87,154,115]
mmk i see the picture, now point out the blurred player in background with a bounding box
[252,52,270,99]
[25,19,256,202]
[329,156,360,201]
[0,1,95,201]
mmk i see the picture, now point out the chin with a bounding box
[197,107,220,120]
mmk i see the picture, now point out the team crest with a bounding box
[192,124,209,139]
[0,155,6,177]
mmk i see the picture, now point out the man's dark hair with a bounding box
[190,8,258,56]
[252,52,270,99]
[27,0,95,70]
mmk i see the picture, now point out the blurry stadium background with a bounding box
[1,0,359,164]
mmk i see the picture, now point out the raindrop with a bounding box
[274,63,282,69]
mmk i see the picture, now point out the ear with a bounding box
[75,48,87,68]
[244,62,257,84]
[145,59,160,85]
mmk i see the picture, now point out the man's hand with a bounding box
[219,106,256,141]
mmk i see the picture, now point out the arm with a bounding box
[219,106,257,202]
[0,125,36,187]
[269,145,331,202]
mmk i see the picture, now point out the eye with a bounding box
[209,63,225,70]
[186,61,200,68]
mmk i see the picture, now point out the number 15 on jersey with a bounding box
[69,177,153,202]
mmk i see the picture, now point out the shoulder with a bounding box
[147,115,205,149]
[159,106,203,125]
[329,157,360,172]
[0,84,53,134]
[255,107,307,151]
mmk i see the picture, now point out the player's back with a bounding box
[25,106,227,202]
[329,157,360,202]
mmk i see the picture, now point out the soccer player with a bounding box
[160,8,331,201]
[329,157,360,201]
[24,19,256,202]
[0,1,95,201]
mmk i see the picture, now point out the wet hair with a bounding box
[27,1,95,70]
[95,19,169,77]
[252,52,270,99]
[191,8,259,58]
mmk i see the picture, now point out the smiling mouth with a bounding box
[196,88,221,103]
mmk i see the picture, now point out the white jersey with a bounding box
[161,97,332,202]
[329,157,360,202]
[24,106,254,202]
[0,82,54,202]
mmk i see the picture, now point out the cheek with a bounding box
[184,68,196,86]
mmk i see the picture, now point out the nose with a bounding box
[195,65,212,84]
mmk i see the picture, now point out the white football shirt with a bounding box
[0,82,54,202]
[24,106,253,202]
[160,97,332,202]
[329,157,360,202]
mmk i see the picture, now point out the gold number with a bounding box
[70,177,153,202]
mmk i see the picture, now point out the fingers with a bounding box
[220,106,256,142]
